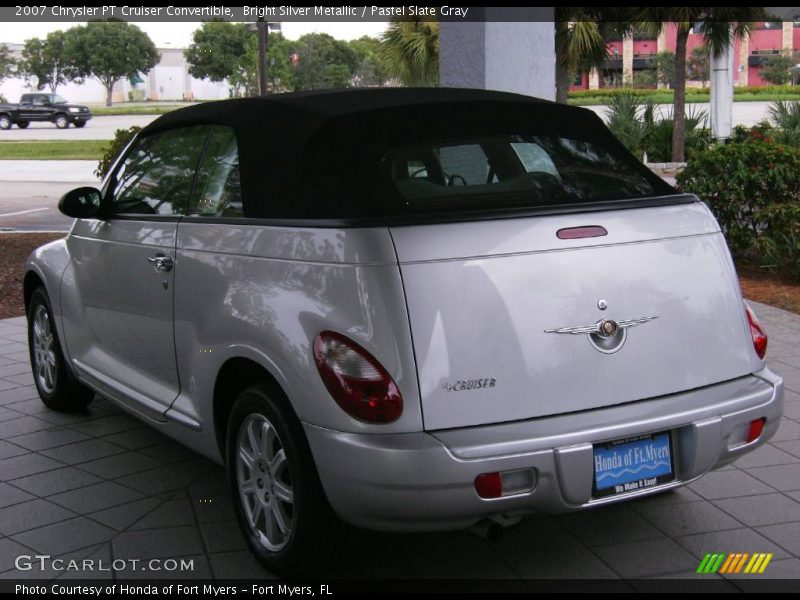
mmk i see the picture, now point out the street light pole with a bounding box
[257,18,268,96]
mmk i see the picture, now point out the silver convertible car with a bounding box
[25,88,783,573]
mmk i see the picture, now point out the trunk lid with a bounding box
[391,201,757,430]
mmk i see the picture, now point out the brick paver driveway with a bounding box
[0,301,798,583]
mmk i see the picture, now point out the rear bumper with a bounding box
[304,368,783,531]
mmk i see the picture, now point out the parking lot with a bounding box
[0,301,798,584]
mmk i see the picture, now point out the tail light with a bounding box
[744,303,768,360]
[313,331,403,423]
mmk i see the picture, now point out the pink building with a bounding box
[572,20,799,90]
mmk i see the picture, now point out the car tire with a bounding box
[27,287,94,412]
[16,121,29,129]
[73,121,86,128]
[227,383,343,575]
[54,114,69,129]
[0,115,11,130]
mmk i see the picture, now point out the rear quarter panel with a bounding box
[172,223,423,435]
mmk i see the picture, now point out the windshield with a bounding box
[390,135,659,209]
[50,95,68,104]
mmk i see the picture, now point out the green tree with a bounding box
[18,31,79,93]
[687,45,711,86]
[761,52,795,85]
[654,51,676,87]
[292,33,359,90]
[636,8,764,161]
[185,21,252,93]
[349,36,389,87]
[0,43,15,84]
[68,22,158,106]
[235,31,295,94]
[380,18,438,86]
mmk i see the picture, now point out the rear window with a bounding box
[390,135,659,209]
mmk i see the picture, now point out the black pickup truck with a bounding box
[0,93,92,130]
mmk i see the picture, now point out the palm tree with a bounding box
[555,8,633,104]
[380,18,439,86]
[635,8,765,161]
[555,17,607,103]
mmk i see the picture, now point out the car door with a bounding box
[29,95,50,121]
[62,125,212,419]
[17,95,39,121]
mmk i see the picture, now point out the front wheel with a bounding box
[73,121,86,128]
[16,121,29,129]
[0,115,11,130]
[227,384,343,575]
[27,288,94,411]
[54,114,69,129]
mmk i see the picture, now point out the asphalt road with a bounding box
[0,182,85,232]
[0,115,158,140]
[0,162,97,232]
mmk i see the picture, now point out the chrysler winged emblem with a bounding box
[545,313,658,354]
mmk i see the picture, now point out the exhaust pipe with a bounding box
[468,519,504,542]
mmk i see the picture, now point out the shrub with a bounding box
[644,105,710,162]
[767,100,800,146]
[604,94,709,162]
[95,126,141,180]
[605,92,650,157]
[677,136,800,279]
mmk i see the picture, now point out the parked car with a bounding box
[25,88,783,574]
[0,93,92,129]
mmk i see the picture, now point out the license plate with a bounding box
[592,432,674,498]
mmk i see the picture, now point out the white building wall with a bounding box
[0,43,229,103]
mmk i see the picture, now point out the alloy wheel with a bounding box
[31,305,57,394]
[236,413,295,552]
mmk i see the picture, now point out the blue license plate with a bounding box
[593,432,674,498]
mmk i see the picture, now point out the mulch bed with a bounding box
[1,233,799,321]
[0,233,64,319]
[737,263,800,315]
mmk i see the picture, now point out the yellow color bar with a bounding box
[745,554,761,574]
[758,553,773,574]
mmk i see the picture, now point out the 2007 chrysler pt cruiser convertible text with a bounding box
[24,88,783,573]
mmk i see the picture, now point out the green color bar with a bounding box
[697,554,713,574]
[711,553,727,574]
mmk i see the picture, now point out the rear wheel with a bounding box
[16,121,29,129]
[0,115,11,130]
[227,383,342,575]
[54,114,69,129]
[27,288,94,411]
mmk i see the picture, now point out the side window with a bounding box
[189,126,243,217]
[108,126,210,216]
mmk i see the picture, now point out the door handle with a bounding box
[147,254,174,273]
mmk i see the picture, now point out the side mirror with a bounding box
[58,187,103,219]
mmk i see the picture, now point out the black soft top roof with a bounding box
[139,88,672,220]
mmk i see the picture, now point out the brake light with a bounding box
[748,418,766,443]
[744,304,768,360]
[313,331,403,423]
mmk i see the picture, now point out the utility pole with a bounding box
[258,18,268,96]
[710,25,734,142]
